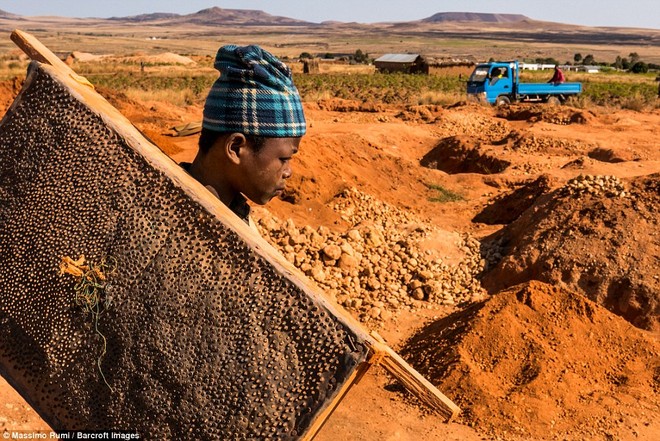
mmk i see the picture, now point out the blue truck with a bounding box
[466,61,582,106]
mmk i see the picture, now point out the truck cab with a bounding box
[467,61,582,105]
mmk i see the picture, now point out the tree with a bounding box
[628,52,640,64]
[613,56,624,69]
[353,49,369,64]
[630,61,649,73]
[582,54,595,65]
[573,53,583,63]
[299,52,313,59]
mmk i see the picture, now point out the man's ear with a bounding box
[223,133,247,165]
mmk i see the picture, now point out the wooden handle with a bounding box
[370,332,460,422]
[11,29,94,89]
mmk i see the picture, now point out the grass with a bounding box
[521,69,659,109]
[425,183,465,203]
[0,55,657,109]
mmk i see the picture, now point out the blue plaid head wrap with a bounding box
[202,44,306,137]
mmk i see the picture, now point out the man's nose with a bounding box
[282,163,292,179]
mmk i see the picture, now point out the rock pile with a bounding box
[499,131,586,155]
[561,174,627,198]
[256,187,487,325]
[499,105,593,125]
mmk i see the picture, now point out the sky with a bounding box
[1,0,659,29]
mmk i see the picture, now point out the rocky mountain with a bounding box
[422,12,530,23]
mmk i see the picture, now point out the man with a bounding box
[548,65,566,84]
[184,44,306,226]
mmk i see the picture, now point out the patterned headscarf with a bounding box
[202,45,306,137]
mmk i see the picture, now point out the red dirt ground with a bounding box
[1,81,659,440]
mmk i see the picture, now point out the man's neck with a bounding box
[188,155,236,207]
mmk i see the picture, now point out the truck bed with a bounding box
[518,82,582,96]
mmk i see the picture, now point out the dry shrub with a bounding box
[416,90,464,106]
[564,94,594,109]
[303,89,334,102]
[124,88,200,106]
[619,93,649,112]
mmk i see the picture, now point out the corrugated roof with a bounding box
[374,54,420,63]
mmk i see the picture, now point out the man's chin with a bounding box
[246,190,282,205]
[250,195,275,205]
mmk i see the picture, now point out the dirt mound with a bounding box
[494,129,590,156]
[401,281,660,440]
[118,53,196,65]
[499,104,595,125]
[435,107,510,141]
[69,51,108,62]
[472,175,556,225]
[421,136,511,174]
[396,104,443,123]
[482,173,660,331]
[0,77,22,115]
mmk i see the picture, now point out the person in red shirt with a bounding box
[548,65,566,84]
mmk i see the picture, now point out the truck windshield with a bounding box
[468,67,490,83]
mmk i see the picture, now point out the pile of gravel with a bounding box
[561,174,627,198]
[256,187,487,325]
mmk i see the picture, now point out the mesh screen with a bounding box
[0,61,369,439]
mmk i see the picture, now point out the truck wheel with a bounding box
[496,96,510,107]
[547,96,561,106]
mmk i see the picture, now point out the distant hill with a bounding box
[0,9,20,19]
[110,7,312,26]
[109,13,181,22]
[179,7,310,25]
[422,12,530,23]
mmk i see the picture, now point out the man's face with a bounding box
[239,137,301,205]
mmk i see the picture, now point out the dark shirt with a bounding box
[179,162,251,225]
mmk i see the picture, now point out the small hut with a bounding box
[374,54,428,74]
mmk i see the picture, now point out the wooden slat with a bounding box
[301,361,373,441]
[370,332,460,422]
[11,29,94,89]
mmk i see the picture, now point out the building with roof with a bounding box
[374,54,428,74]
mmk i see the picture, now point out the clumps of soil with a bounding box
[315,98,385,113]
[435,109,510,142]
[421,136,510,174]
[498,104,595,125]
[395,104,443,123]
[400,281,660,440]
[473,175,556,225]
[494,129,589,156]
[482,173,660,331]
[255,187,487,325]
